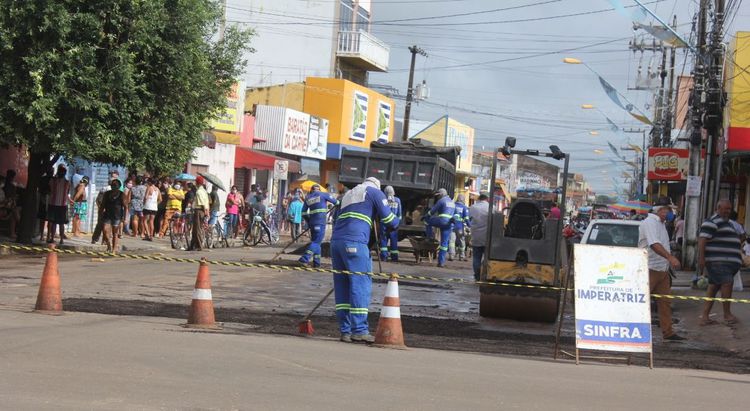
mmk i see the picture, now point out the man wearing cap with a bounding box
[330,177,400,343]
[298,184,338,268]
[638,197,685,341]
[189,175,209,251]
[450,194,470,262]
[424,188,455,267]
[379,186,402,262]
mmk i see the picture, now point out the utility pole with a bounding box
[219,0,227,41]
[402,45,427,141]
[683,0,709,269]
[663,15,678,146]
[702,0,726,218]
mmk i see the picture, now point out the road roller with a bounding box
[479,139,569,322]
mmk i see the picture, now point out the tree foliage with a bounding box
[0,0,253,174]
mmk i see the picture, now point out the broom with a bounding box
[298,288,334,335]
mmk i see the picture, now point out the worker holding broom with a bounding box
[330,177,399,343]
[298,184,338,268]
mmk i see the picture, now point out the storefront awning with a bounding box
[234,147,301,173]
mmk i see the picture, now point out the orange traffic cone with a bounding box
[185,258,220,330]
[374,274,406,349]
[34,244,63,315]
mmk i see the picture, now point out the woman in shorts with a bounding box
[129,176,146,237]
[101,180,126,253]
[142,178,161,241]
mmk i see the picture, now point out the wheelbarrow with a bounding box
[407,235,439,264]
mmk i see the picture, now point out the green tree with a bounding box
[0,0,253,243]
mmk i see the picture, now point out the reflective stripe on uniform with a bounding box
[349,307,369,315]
[381,213,396,224]
[338,212,372,225]
[390,250,399,254]
[438,214,453,219]
[439,246,448,251]
[335,303,351,311]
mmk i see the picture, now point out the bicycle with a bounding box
[168,211,189,250]
[243,209,279,246]
[205,213,230,249]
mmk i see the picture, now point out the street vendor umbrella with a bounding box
[198,172,226,191]
[174,172,196,181]
[609,200,651,214]
[299,180,327,192]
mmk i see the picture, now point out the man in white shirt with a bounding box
[638,197,685,341]
[468,194,490,281]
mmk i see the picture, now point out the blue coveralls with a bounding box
[299,191,338,267]
[379,196,402,261]
[425,196,455,266]
[451,200,471,259]
[331,185,399,336]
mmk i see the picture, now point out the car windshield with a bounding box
[587,223,639,247]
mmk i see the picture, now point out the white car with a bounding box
[580,219,641,248]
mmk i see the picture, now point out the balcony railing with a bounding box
[337,30,390,72]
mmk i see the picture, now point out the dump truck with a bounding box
[480,140,570,322]
[338,140,458,239]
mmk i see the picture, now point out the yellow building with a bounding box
[244,77,395,187]
[411,115,475,197]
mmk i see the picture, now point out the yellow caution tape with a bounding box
[2,243,749,304]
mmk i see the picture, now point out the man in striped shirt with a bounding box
[698,199,742,326]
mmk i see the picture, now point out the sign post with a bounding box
[573,244,653,368]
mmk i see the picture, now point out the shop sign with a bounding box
[647,148,688,181]
[574,244,652,354]
[254,105,328,160]
[274,160,289,181]
[210,81,246,134]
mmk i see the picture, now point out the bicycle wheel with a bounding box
[205,224,215,249]
[169,220,180,249]
[251,223,264,246]
[243,224,255,246]
[215,224,229,248]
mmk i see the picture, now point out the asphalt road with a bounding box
[1,310,748,411]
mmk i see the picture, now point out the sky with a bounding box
[365,0,749,195]
[225,0,750,196]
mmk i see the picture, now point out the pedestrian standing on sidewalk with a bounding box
[123,179,133,235]
[638,197,685,341]
[698,200,743,326]
[468,194,490,281]
[154,178,170,238]
[189,176,209,251]
[129,176,146,238]
[37,166,54,241]
[225,186,241,238]
[207,184,220,228]
[142,178,161,241]
[47,165,70,245]
[71,176,89,237]
[160,180,185,237]
[101,179,126,253]
[288,193,303,241]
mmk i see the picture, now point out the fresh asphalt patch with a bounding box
[63,297,750,374]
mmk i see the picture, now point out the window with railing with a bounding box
[340,0,354,31]
[356,7,370,32]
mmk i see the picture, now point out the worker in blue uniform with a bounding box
[331,177,399,343]
[449,194,471,261]
[424,188,455,267]
[379,186,402,262]
[298,184,338,268]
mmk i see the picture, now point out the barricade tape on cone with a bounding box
[2,243,749,304]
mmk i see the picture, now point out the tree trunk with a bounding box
[16,151,46,244]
